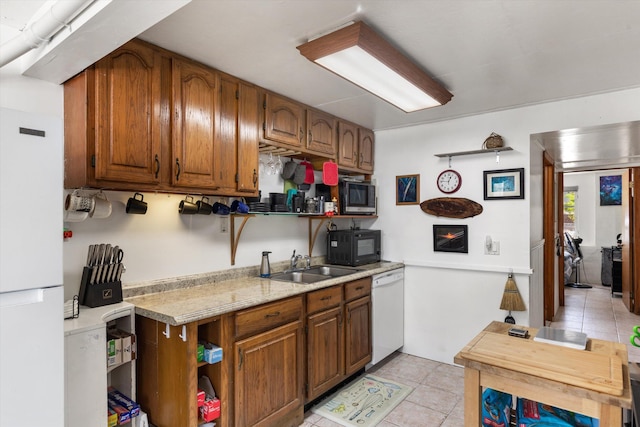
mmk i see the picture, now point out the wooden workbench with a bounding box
[454,321,632,426]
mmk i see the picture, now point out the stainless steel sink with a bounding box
[269,265,361,284]
[269,271,329,284]
[305,265,361,277]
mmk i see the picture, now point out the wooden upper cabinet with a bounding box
[263,93,305,147]
[337,120,374,173]
[216,76,260,194]
[172,58,219,189]
[94,40,162,184]
[358,128,375,172]
[338,121,358,169]
[216,74,240,192]
[306,109,337,157]
[236,83,260,193]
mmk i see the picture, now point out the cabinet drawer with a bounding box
[235,296,303,339]
[307,286,342,315]
[344,278,371,301]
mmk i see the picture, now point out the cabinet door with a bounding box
[236,83,260,193]
[345,295,372,375]
[234,321,303,427]
[338,121,358,169]
[264,93,305,147]
[216,75,239,192]
[172,58,219,189]
[307,109,337,156]
[358,128,375,172]
[307,306,344,401]
[95,40,162,184]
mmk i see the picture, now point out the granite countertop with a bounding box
[125,261,404,326]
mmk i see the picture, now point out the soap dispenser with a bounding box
[260,251,272,277]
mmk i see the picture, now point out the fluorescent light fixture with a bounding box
[297,21,453,112]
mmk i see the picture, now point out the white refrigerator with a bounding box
[0,108,64,427]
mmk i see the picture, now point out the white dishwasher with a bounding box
[369,268,404,367]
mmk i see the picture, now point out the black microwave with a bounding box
[326,229,381,266]
[339,181,376,215]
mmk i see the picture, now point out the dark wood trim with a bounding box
[543,152,556,323]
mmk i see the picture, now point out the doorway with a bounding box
[535,121,640,324]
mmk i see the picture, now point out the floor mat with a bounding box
[312,373,413,427]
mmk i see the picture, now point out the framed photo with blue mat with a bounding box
[396,174,419,205]
[484,168,524,200]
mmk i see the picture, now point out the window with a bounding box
[563,186,578,234]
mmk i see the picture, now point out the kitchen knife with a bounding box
[95,243,106,284]
[86,244,94,267]
[101,245,112,283]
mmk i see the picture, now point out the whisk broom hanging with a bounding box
[499,272,526,324]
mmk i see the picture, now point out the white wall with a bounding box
[375,88,640,364]
[564,170,625,284]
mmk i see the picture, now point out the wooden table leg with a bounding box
[600,403,622,427]
[464,368,481,426]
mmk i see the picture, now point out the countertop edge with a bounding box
[126,261,404,326]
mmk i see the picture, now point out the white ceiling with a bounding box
[2,0,639,169]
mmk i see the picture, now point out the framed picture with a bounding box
[433,224,468,253]
[600,175,622,205]
[483,168,525,200]
[396,174,420,205]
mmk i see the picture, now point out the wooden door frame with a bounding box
[543,152,556,323]
[625,167,639,313]
[543,164,639,319]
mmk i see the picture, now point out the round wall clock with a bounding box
[437,169,462,194]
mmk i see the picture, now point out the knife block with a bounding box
[78,267,123,308]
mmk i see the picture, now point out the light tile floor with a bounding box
[551,283,640,363]
[301,352,465,427]
[301,282,640,427]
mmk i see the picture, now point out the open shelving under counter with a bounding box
[64,302,138,427]
[229,213,378,264]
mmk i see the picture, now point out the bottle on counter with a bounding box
[260,251,271,277]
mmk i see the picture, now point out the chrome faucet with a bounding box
[290,250,301,270]
[289,250,309,271]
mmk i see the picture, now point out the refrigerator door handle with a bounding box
[0,288,44,308]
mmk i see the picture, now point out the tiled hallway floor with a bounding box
[301,283,640,427]
[551,284,640,363]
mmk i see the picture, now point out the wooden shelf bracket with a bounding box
[230,214,255,265]
[308,216,331,256]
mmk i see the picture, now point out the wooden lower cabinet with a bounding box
[307,298,344,401]
[136,315,231,427]
[345,295,372,375]
[234,321,304,427]
[135,282,371,426]
[305,279,372,404]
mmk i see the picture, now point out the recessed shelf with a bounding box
[435,147,513,158]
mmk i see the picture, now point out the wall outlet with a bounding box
[485,240,500,255]
[220,216,229,233]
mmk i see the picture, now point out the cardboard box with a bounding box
[109,329,136,363]
[199,397,220,422]
[108,407,118,427]
[108,387,140,418]
[107,334,122,367]
[107,396,130,424]
[203,343,222,364]
[197,343,204,362]
[197,389,206,407]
